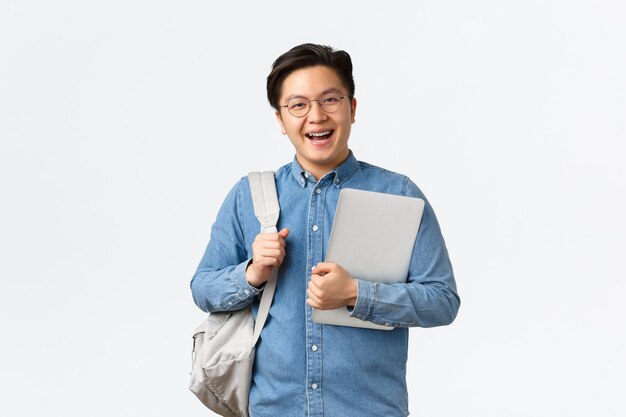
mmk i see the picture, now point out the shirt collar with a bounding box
[290,150,359,188]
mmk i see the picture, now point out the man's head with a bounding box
[267,44,358,179]
[266,43,355,112]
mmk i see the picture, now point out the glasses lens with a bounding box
[288,97,309,117]
[319,93,342,113]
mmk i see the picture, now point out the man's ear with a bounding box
[350,97,357,124]
[275,111,287,135]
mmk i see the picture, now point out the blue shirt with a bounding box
[191,152,460,417]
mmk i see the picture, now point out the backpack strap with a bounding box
[247,171,280,346]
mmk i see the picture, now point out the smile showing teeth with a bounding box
[307,130,332,139]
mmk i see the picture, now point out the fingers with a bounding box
[306,286,333,310]
[252,238,286,267]
[307,277,322,297]
[252,239,285,256]
[306,289,322,309]
[255,229,288,248]
[306,275,327,309]
[309,263,338,294]
[306,272,332,309]
[249,230,288,275]
[307,263,357,310]
[311,261,336,276]
[307,273,330,297]
[246,229,288,287]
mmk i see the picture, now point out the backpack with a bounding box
[190,171,279,417]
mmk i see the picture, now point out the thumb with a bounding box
[312,262,334,275]
[279,227,289,239]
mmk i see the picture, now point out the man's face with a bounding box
[275,65,357,179]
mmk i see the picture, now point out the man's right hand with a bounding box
[245,227,289,288]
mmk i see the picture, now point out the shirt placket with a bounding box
[305,175,327,417]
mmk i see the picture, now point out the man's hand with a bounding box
[245,228,289,288]
[307,262,357,310]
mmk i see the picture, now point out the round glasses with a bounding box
[280,92,348,118]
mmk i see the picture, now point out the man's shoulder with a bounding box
[232,164,291,189]
[355,160,412,186]
[352,160,425,199]
[274,162,293,177]
[356,160,408,179]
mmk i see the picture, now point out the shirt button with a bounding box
[316,188,321,194]
[311,383,318,390]
[244,290,250,295]
[312,225,319,232]
[335,178,340,184]
[311,345,318,352]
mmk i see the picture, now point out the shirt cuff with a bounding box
[232,258,264,299]
[347,279,376,321]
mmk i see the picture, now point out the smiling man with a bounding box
[191,43,460,417]
[274,64,355,182]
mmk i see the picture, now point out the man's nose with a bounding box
[307,100,327,121]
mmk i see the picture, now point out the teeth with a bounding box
[308,130,331,137]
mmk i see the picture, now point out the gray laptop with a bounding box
[312,188,425,330]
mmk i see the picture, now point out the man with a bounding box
[191,43,460,417]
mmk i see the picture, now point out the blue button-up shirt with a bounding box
[191,151,460,417]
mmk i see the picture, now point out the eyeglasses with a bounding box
[280,92,349,118]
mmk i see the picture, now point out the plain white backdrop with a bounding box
[1,1,625,416]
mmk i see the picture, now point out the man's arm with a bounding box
[191,178,290,313]
[352,179,459,327]
[190,179,254,313]
[306,179,460,328]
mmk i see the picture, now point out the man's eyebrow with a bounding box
[321,87,343,95]
[285,87,345,101]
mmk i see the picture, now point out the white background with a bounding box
[1,1,625,416]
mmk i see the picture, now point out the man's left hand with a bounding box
[307,262,357,310]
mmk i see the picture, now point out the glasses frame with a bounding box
[280,93,351,118]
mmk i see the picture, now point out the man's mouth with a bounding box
[306,130,333,143]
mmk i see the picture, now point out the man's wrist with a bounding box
[245,260,265,289]
[347,278,358,307]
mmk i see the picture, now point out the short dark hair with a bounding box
[266,43,355,111]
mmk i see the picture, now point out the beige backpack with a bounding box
[190,171,279,417]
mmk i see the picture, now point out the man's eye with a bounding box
[321,97,339,104]
[290,101,307,109]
